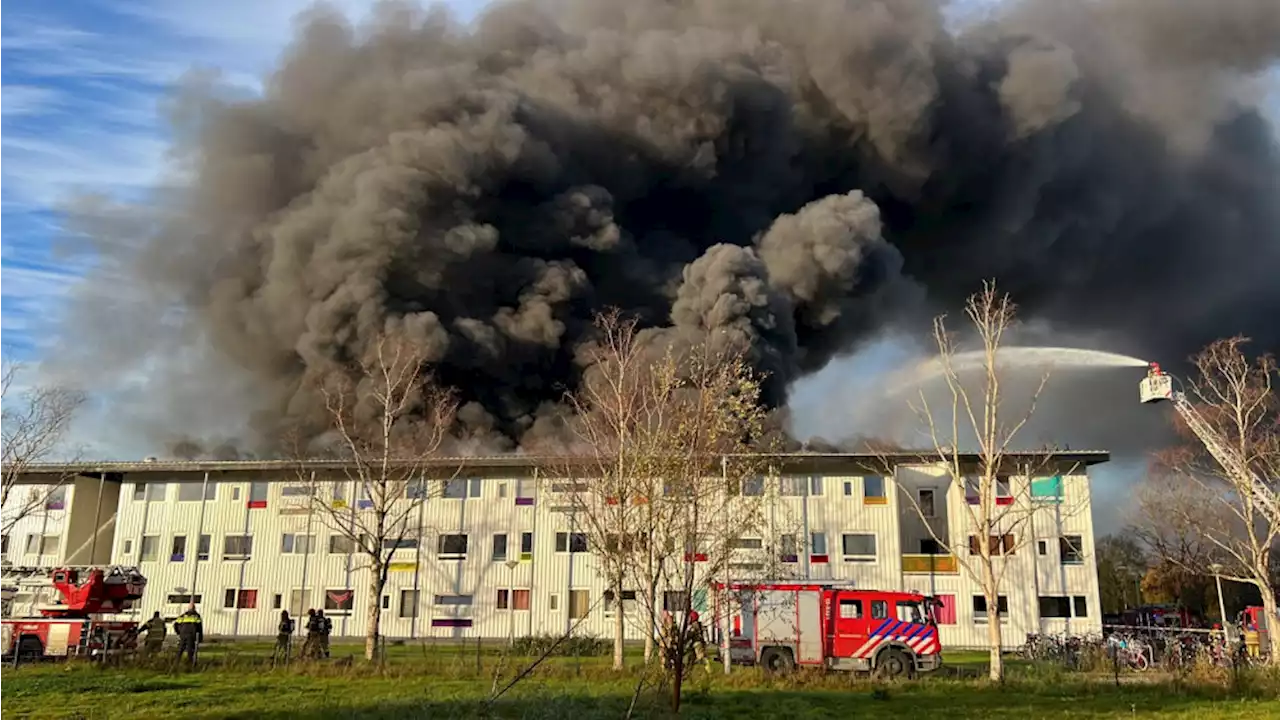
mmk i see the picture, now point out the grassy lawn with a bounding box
[3,643,1277,719]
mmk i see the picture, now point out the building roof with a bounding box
[6,450,1110,484]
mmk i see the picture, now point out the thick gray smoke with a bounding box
[54,0,1280,454]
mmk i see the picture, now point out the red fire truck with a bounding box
[2,566,147,661]
[713,581,943,678]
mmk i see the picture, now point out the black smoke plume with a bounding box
[55,0,1280,455]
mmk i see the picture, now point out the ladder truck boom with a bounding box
[1140,363,1277,520]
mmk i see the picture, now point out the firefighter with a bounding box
[318,609,333,658]
[688,611,711,671]
[173,603,203,667]
[273,610,295,664]
[143,611,167,654]
[303,608,323,659]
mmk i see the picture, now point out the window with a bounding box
[918,489,936,518]
[741,476,765,496]
[289,589,311,616]
[178,482,216,502]
[329,535,356,554]
[25,534,39,554]
[443,478,483,499]
[732,537,763,550]
[663,591,689,611]
[968,534,1016,556]
[249,482,269,505]
[281,485,314,498]
[383,537,419,551]
[274,594,283,610]
[1073,596,1088,618]
[843,481,853,496]
[513,589,531,611]
[1,534,7,556]
[779,534,798,561]
[167,593,202,605]
[44,486,67,510]
[223,535,253,560]
[146,483,167,502]
[498,482,508,498]
[516,478,535,502]
[1060,536,1084,564]
[996,476,1012,505]
[555,532,587,553]
[437,534,468,559]
[810,532,828,556]
[919,539,942,555]
[281,534,316,555]
[549,594,559,611]
[972,595,1009,623]
[404,478,429,499]
[1037,540,1047,556]
[863,476,886,504]
[1039,596,1072,618]
[839,599,863,619]
[197,534,210,561]
[841,533,877,561]
[492,534,508,562]
[434,594,473,607]
[810,476,824,496]
[1031,475,1064,503]
[140,535,159,562]
[400,590,419,618]
[122,538,133,555]
[497,589,510,610]
[35,535,59,555]
[223,589,258,609]
[520,532,533,555]
[170,535,187,561]
[568,590,589,619]
[382,595,390,610]
[603,590,637,614]
[897,601,924,623]
[779,476,806,496]
[871,600,889,619]
[231,486,242,501]
[325,589,355,613]
[133,484,145,502]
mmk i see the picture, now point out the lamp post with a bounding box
[1210,563,1230,641]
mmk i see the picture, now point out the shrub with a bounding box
[511,633,611,657]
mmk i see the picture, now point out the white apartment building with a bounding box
[2,452,1107,649]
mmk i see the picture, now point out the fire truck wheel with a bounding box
[760,647,795,674]
[875,648,913,680]
[17,636,44,661]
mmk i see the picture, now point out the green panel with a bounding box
[693,589,708,612]
[1031,475,1063,503]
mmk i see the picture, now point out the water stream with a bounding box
[886,346,1149,394]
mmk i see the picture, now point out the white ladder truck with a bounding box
[1139,363,1277,523]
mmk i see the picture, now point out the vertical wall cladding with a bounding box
[2,483,69,566]
[18,455,1105,649]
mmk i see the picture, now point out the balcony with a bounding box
[901,554,959,575]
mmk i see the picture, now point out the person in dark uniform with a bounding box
[318,609,332,658]
[273,610,295,664]
[173,604,203,667]
[304,609,322,659]
[143,611,167,654]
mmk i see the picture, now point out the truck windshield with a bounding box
[896,600,924,623]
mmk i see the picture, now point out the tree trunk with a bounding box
[1259,582,1280,664]
[671,632,685,712]
[613,578,626,670]
[365,569,383,662]
[983,563,1004,682]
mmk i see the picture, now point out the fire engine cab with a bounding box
[2,566,147,661]
[714,581,943,678]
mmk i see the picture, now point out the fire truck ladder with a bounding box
[1140,365,1278,521]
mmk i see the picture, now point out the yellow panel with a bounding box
[901,554,959,574]
[388,562,416,572]
[863,496,888,506]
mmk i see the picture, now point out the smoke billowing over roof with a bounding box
[54,0,1280,455]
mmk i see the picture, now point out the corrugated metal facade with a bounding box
[6,455,1104,650]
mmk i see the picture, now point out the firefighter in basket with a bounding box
[174,604,203,667]
[143,611,167,654]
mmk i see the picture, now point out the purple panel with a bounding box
[514,497,535,506]
[357,500,374,509]
[431,618,473,628]
[45,501,65,510]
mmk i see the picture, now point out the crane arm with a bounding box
[1141,364,1278,521]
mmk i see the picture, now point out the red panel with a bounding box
[247,500,267,509]
[810,554,829,564]
[995,496,1013,506]
[933,594,956,624]
[683,553,708,562]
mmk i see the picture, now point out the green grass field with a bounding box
[3,642,1278,719]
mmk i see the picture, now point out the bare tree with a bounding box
[1130,469,1219,614]
[899,282,1082,681]
[1153,337,1279,660]
[2,361,86,536]
[286,334,460,662]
